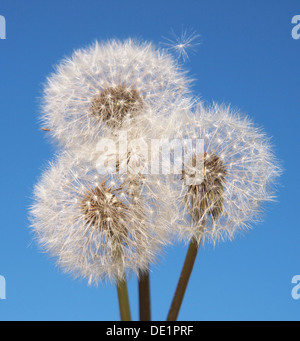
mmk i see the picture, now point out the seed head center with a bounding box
[91,85,143,128]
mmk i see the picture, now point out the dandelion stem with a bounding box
[167,237,199,321]
[138,268,151,321]
[116,277,131,321]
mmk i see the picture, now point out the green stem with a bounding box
[138,269,151,321]
[116,277,131,321]
[167,238,199,321]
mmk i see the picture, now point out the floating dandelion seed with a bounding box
[161,28,201,62]
[41,39,192,148]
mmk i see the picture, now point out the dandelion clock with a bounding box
[165,103,281,320]
[41,39,192,148]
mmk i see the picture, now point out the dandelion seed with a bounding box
[161,28,201,62]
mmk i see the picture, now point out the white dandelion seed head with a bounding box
[167,102,282,245]
[29,150,171,285]
[41,39,192,148]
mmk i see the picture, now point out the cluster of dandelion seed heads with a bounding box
[30,152,170,284]
[32,36,281,287]
[167,103,281,245]
[42,39,192,147]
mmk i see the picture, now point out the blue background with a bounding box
[0,0,299,321]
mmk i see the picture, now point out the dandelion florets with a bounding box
[81,182,128,232]
[90,85,144,128]
[183,152,227,226]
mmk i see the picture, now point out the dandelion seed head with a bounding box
[168,103,281,245]
[29,151,171,285]
[41,39,192,148]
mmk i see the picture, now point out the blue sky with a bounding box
[0,0,299,321]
